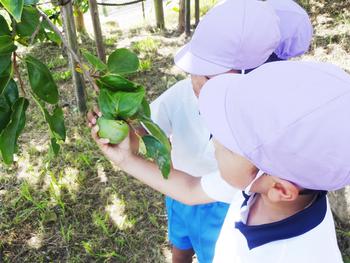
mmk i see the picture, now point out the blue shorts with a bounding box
[166,196,229,263]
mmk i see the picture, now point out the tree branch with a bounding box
[13,52,26,96]
[30,17,43,45]
[37,8,99,92]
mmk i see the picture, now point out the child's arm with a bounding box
[91,125,214,205]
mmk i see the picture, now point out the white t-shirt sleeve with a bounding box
[150,93,172,136]
[200,171,239,204]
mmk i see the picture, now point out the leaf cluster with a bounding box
[83,49,171,178]
[0,0,66,164]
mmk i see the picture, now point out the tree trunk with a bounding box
[329,187,350,227]
[154,0,165,29]
[194,0,199,27]
[88,0,106,63]
[74,7,86,34]
[60,1,87,113]
[101,0,108,17]
[185,0,191,36]
[178,0,185,33]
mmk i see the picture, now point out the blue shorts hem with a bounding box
[169,239,193,250]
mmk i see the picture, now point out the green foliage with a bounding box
[0,1,66,164]
[0,57,12,93]
[142,135,171,179]
[81,49,107,72]
[141,118,171,152]
[0,0,24,22]
[25,55,59,104]
[132,38,159,54]
[90,48,171,178]
[97,74,140,92]
[0,79,19,132]
[15,6,40,38]
[0,98,29,164]
[107,48,140,75]
[0,14,11,36]
[0,36,17,54]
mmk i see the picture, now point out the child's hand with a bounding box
[87,106,102,127]
[90,124,132,166]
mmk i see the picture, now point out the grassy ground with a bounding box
[1,1,350,262]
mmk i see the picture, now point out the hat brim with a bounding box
[174,44,232,76]
[198,74,244,156]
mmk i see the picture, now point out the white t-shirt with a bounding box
[151,79,238,203]
[213,192,343,263]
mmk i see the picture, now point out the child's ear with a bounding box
[266,177,299,202]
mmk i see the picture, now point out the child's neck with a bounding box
[247,193,316,226]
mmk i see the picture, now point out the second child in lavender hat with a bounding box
[150,0,312,262]
[152,0,312,262]
[198,61,348,262]
[151,0,280,262]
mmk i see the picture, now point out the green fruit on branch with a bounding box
[97,118,129,144]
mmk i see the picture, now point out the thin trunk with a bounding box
[60,1,87,113]
[178,0,185,33]
[101,0,108,16]
[74,7,86,34]
[194,0,199,27]
[154,0,165,29]
[185,0,191,36]
[88,0,106,63]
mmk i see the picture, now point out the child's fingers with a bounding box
[93,106,102,117]
[91,125,100,141]
[87,111,97,125]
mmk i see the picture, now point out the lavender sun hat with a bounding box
[198,61,350,191]
[174,0,281,75]
[267,0,313,59]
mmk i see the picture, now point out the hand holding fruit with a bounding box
[85,48,172,178]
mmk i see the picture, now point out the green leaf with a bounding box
[2,79,19,105]
[81,49,107,72]
[15,6,40,38]
[0,79,18,133]
[141,118,171,151]
[40,20,61,45]
[135,98,151,119]
[0,54,12,75]
[0,80,19,132]
[0,14,11,36]
[107,48,139,75]
[50,137,60,155]
[98,88,119,119]
[0,60,12,94]
[142,135,171,179]
[0,0,24,22]
[117,87,145,119]
[0,36,17,55]
[0,96,11,132]
[31,94,66,154]
[25,55,58,104]
[97,74,140,92]
[24,0,39,5]
[0,97,28,164]
[46,106,66,141]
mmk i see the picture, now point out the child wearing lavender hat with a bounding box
[90,60,349,262]
[151,0,312,262]
[198,61,347,262]
[88,0,312,261]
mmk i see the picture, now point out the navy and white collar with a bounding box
[235,191,328,250]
